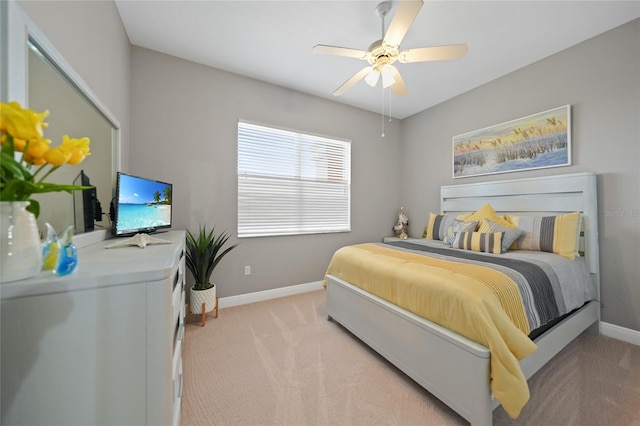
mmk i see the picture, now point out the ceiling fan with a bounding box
[313,0,468,98]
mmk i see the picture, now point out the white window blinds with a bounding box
[238,121,351,238]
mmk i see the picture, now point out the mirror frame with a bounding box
[1,0,121,247]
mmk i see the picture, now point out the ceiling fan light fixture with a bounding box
[365,70,380,87]
[381,64,396,88]
[314,0,467,100]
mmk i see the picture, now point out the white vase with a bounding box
[0,201,43,283]
[190,284,217,314]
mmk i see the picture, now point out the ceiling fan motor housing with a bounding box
[367,39,400,69]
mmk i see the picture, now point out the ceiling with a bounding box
[114,1,639,119]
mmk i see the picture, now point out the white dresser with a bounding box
[0,230,186,426]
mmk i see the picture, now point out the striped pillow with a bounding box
[442,220,479,245]
[478,219,525,253]
[453,231,503,254]
[423,213,457,240]
[504,211,581,260]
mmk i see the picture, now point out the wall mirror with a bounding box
[2,1,120,242]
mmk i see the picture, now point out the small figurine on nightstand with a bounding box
[393,207,409,239]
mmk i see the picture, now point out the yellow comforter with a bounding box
[325,243,538,419]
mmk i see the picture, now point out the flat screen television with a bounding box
[112,172,173,236]
[73,170,100,233]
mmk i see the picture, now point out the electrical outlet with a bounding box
[244,265,251,276]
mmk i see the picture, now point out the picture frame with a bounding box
[453,105,571,178]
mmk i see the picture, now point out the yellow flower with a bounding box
[61,135,91,165]
[44,147,72,166]
[1,101,91,218]
[26,138,51,159]
[24,155,47,166]
[42,136,91,166]
[11,138,28,152]
[0,102,49,141]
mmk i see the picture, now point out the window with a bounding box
[238,121,351,238]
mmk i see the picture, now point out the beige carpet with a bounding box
[181,290,640,426]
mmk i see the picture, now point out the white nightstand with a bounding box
[383,236,405,243]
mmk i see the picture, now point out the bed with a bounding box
[324,172,600,425]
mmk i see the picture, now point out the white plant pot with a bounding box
[190,285,216,314]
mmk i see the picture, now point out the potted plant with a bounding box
[185,225,238,320]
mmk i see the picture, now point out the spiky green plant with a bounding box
[185,225,238,290]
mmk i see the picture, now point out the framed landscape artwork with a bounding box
[453,105,571,178]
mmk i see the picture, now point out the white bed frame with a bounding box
[326,172,600,425]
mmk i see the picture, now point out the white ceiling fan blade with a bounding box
[390,67,408,98]
[398,44,468,63]
[313,44,369,60]
[383,0,424,47]
[333,66,374,96]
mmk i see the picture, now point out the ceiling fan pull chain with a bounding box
[388,89,392,123]
[381,85,385,138]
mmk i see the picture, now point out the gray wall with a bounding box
[129,47,402,297]
[402,19,640,332]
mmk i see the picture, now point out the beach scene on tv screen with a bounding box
[118,175,171,231]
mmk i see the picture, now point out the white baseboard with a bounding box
[219,281,324,309]
[600,321,640,346]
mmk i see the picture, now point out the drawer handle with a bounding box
[173,269,183,290]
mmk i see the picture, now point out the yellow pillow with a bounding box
[456,211,474,221]
[462,203,516,229]
[504,212,581,260]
